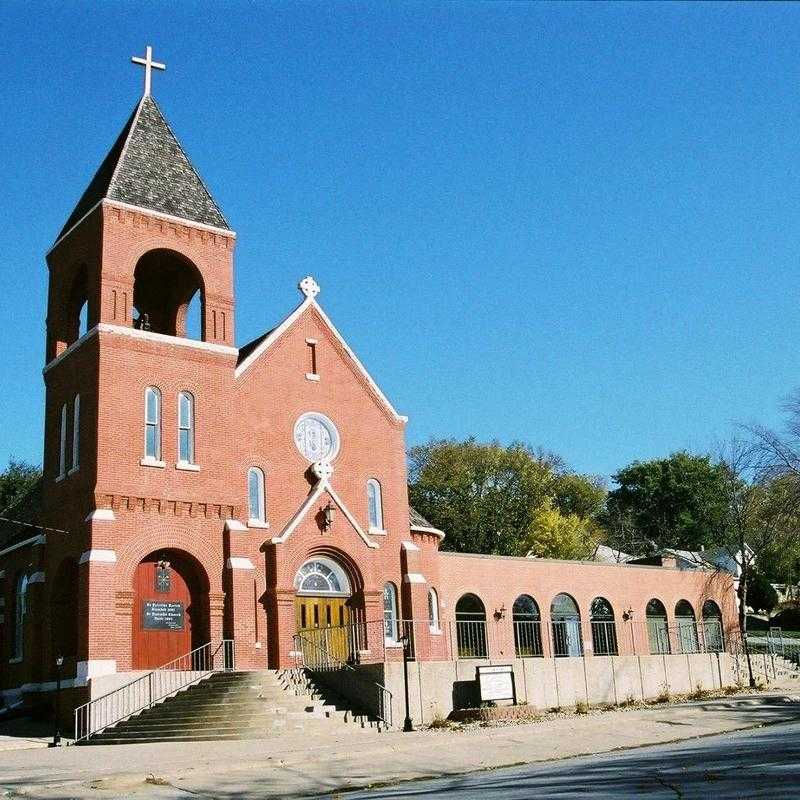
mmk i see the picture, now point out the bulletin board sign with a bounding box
[477,664,516,704]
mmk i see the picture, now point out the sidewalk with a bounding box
[1,692,799,799]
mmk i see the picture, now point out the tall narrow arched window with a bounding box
[12,573,29,661]
[702,600,724,652]
[177,391,195,465]
[646,598,670,654]
[383,582,399,642]
[144,387,161,461]
[428,588,440,632]
[590,597,618,656]
[248,467,266,524]
[551,593,583,657]
[455,593,488,658]
[58,403,67,478]
[513,594,542,657]
[71,394,80,472]
[367,479,384,531]
[675,600,699,654]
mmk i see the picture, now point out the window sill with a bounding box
[369,527,387,536]
[67,466,79,476]
[429,627,442,635]
[176,462,200,472]
[305,373,320,382]
[8,657,22,664]
[385,640,403,648]
[248,519,270,529]
[55,473,65,483]
[140,458,166,469]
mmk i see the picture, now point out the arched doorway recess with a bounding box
[294,556,355,661]
[131,549,210,669]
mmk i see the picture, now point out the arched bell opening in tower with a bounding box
[132,248,205,339]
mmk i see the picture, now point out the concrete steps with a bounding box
[82,669,382,745]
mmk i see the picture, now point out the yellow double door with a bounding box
[295,596,351,662]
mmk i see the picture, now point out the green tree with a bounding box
[0,459,41,513]
[407,438,603,558]
[515,498,601,560]
[605,452,729,552]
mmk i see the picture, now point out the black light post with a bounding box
[400,634,414,732]
[49,655,63,747]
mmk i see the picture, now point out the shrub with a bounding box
[575,701,589,714]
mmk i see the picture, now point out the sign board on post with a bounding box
[477,664,516,704]
[143,601,185,631]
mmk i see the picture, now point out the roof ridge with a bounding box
[144,96,230,229]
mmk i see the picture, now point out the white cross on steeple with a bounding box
[131,45,166,97]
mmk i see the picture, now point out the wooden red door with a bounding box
[132,557,193,669]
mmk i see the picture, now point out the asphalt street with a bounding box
[336,720,800,799]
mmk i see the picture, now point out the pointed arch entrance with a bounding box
[131,549,210,669]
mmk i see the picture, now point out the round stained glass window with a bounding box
[293,413,340,462]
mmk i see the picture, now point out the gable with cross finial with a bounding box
[131,45,166,97]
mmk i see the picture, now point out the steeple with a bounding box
[55,48,229,244]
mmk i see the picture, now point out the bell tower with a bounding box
[42,46,237,489]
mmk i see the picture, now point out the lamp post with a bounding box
[399,634,414,732]
[49,655,63,747]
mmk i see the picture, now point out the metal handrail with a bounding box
[73,639,234,743]
[293,631,393,728]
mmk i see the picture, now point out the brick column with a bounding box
[223,560,264,669]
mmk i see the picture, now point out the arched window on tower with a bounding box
[71,394,80,473]
[248,467,266,525]
[12,573,29,661]
[144,387,162,462]
[177,391,195,465]
[58,403,67,479]
[367,479,384,531]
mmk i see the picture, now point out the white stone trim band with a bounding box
[79,549,117,564]
[227,557,255,570]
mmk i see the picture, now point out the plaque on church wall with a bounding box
[477,664,516,703]
[142,601,185,630]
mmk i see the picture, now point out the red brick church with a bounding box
[1,50,740,731]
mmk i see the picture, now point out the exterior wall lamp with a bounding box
[623,607,634,621]
[323,502,336,531]
[494,604,506,621]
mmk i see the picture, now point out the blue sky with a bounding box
[2,2,800,480]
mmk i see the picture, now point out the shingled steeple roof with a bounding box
[55,94,230,243]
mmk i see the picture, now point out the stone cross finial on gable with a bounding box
[131,45,166,97]
[299,276,320,299]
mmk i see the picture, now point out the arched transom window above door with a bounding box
[294,558,351,597]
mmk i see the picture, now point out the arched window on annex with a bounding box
[551,593,583,657]
[675,600,699,654]
[455,593,488,659]
[702,600,724,652]
[11,572,29,662]
[247,467,266,526]
[383,582,399,644]
[366,479,384,532]
[132,249,205,340]
[428,587,440,633]
[512,594,542,657]
[590,597,618,656]
[646,598,670,654]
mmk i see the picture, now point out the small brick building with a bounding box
[0,65,737,717]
